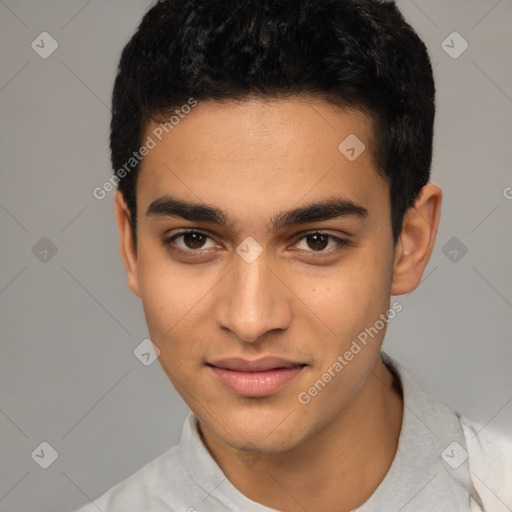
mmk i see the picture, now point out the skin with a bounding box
[115,96,442,511]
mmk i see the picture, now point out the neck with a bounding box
[198,357,403,512]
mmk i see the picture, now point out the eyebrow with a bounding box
[146,195,368,231]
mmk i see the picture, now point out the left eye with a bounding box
[294,233,345,252]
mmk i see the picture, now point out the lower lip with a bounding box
[209,365,305,397]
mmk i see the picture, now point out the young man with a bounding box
[77,0,510,510]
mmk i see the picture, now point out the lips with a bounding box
[209,357,305,372]
[207,357,307,397]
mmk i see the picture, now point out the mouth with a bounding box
[207,357,307,397]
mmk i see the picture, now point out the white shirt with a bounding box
[73,353,512,511]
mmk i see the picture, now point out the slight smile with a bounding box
[207,357,308,397]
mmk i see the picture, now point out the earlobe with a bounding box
[391,183,442,296]
[114,190,141,297]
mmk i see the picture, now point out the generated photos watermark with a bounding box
[93,97,198,200]
[298,301,403,405]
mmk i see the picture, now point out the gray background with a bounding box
[0,1,511,511]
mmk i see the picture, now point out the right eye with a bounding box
[163,230,220,256]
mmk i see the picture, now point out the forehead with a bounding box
[142,96,376,164]
[136,97,388,223]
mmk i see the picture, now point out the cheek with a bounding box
[135,246,217,357]
[137,243,198,316]
[295,251,393,344]
[295,259,393,420]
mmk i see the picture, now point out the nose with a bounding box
[213,253,293,343]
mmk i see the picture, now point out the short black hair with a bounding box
[110,0,435,246]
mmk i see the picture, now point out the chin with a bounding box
[204,404,313,452]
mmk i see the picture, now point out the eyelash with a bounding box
[162,229,351,259]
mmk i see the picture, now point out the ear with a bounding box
[114,190,141,297]
[391,183,442,295]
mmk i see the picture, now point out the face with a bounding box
[122,97,399,452]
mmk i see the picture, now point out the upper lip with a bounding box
[208,357,306,372]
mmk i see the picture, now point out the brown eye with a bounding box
[182,232,207,249]
[165,230,217,253]
[306,233,329,251]
[293,232,350,255]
